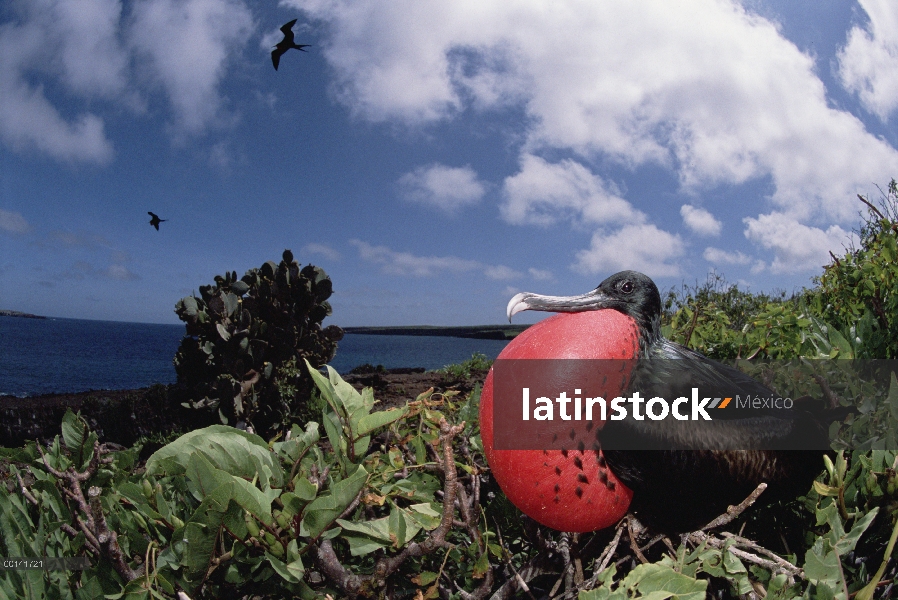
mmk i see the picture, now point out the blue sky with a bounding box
[0,0,896,326]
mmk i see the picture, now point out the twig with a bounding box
[627,518,650,564]
[38,440,140,582]
[15,471,39,506]
[701,483,767,530]
[858,194,886,221]
[587,521,625,586]
[488,554,555,600]
[812,375,840,410]
[689,531,804,579]
[313,418,472,598]
[719,533,804,574]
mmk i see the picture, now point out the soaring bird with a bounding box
[147,212,166,231]
[507,270,829,532]
[271,19,310,70]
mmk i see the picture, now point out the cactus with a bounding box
[173,250,343,437]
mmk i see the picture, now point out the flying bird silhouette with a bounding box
[271,19,310,70]
[148,212,166,231]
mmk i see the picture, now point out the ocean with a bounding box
[0,316,510,397]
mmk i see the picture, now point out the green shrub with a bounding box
[173,249,343,438]
[815,179,898,358]
[437,352,493,380]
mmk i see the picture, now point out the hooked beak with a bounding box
[507,289,611,322]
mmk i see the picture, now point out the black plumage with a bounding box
[271,19,310,70]
[147,212,166,231]
[507,270,829,532]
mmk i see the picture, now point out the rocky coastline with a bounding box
[0,366,489,449]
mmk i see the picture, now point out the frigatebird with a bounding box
[507,270,829,532]
[271,19,310,70]
[147,212,166,231]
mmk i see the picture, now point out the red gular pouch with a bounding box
[480,310,638,532]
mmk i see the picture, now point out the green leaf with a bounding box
[357,406,411,436]
[619,563,708,600]
[60,410,97,468]
[336,516,392,543]
[301,464,368,540]
[804,547,841,586]
[266,553,305,583]
[472,550,489,579]
[146,425,283,489]
[184,452,274,522]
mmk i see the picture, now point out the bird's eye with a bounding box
[620,281,634,294]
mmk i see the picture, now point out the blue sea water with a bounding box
[0,317,509,397]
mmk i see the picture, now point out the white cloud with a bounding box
[128,0,253,136]
[0,0,255,162]
[350,239,522,280]
[0,209,31,234]
[573,224,684,278]
[0,1,120,163]
[351,239,481,277]
[703,247,751,265]
[106,264,140,281]
[528,267,553,281]
[838,0,898,121]
[398,164,486,213]
[484,265,522,281]
[290,0,898,228]
[302,243,342,262]
[681,205,722,236]
[743,213,856,274]
[502,154,640,227]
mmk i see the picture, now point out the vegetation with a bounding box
[173,250,344,439]
[1,183,898,598]
[661,181,898,361]
[437,352,493,380]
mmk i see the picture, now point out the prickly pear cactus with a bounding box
[173,249,344,437]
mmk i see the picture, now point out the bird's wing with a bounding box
[271,50,281,70]
[280,19,298,34]
[646,338,775,399]
[148,212,158,218]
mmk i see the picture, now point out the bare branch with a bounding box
[701,483,767,530]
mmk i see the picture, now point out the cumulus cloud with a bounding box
[106,264,140,281]
[128,0,254,136]
[743,213,856,274]
[0,209,31,234]
[0,0,121,163]
[681,205,722,236]
[351,239,523,280]
[528,267,553,281]
[573,224,685,278]
[483,265,522,280]
[290,0,898,265]
[838,0,898,121]
[398,164,486,213]
[0,0,256,162]
[703,247,752,265]
[502,154,640,227]
[302,243,342,261]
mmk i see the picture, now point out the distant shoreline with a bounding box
[342,324,528,340]
[0,309,46,319]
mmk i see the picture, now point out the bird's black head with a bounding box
[507,270,662,345]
